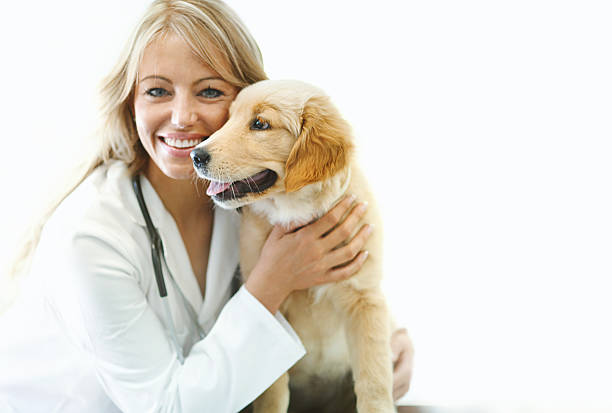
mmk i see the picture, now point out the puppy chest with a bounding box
[284,296,351,380]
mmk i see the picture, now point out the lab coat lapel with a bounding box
[158,215,204,314]
[199,207,240,328]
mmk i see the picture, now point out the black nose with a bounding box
[191,148,211,168]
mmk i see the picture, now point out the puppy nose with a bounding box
[190,148,210,168]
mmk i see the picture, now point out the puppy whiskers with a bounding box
[223,170,237,200]
[247,176,261,194]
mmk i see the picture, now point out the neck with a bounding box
[144,162,212,226]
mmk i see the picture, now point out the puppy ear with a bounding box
[284,95,353,192]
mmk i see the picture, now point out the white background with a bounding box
[1,0,611,410]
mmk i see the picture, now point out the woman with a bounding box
[0,1,413,412]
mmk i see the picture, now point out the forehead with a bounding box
[138,33,220,80]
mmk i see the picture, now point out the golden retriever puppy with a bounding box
[192,80,395,413]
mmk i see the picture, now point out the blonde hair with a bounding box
[9,0,267,278]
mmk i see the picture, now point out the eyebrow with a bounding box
[139,75,225,84]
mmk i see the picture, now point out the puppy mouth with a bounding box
[206,169,278,201]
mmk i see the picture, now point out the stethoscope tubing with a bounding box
[132,174,204,364]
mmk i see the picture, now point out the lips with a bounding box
[158,133,207,149]
[161,137,203,148]
[157,134,208,158]
[206,169,278,200]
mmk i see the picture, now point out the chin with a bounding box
[161,165,198,181]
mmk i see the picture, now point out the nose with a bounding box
[191,147,210,169]
[171,95,197,128]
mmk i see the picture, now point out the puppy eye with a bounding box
[250,117,270,130]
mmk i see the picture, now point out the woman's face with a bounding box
[133,34,239,180]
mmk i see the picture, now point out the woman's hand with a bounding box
[245,195,372,313]
[391,328,415,400]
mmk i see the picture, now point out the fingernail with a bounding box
[347,194,357,203]
[366,224,374,235]
[359,201,369,212]
[362,250,369,260]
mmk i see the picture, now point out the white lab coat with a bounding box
[0,161,305,413]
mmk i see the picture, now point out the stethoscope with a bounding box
[132,174,205,364]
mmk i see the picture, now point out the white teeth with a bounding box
[163,137,201,148]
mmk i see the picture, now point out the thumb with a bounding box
[270,223,304,239]
[269,224,287,239]
[278,220,306,234]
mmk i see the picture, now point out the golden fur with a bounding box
[194,80,395,413]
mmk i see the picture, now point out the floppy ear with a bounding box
[284,95,354,192]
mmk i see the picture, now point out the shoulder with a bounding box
[45,162,138,244]
[34,161,150,285]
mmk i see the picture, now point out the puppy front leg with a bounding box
[343,291,395,413]
[252,372,290,413]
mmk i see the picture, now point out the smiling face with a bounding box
[133,33,239,181]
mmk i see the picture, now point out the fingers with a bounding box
[308,194,357,237]
[321,201,369,251]
[393,354,412,400]
[391,328,409,362]
[392,348,412,400]
[324,249,370,283]
[324,223,373,270]
[391,328,414,401]
[393,362,412,401]
[304,194,372,284]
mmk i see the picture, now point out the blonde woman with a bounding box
[0,1,413,412]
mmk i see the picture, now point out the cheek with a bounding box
[205,103,232,131]
[134,118,153,150]
[134,104,162,141]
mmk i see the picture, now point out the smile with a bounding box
[206,170,278,201]
[159,136,207,149]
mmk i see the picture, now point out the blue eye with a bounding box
[199,87,223,98]
[250,117,270,130]
[145,87,169,97]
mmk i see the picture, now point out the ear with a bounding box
[284,95,354,192]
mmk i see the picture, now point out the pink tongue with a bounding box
[207,180,231,196]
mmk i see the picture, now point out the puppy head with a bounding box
[191,79,353,209]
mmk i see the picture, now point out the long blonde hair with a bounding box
[9,0,267,278]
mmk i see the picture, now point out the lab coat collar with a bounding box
[199,204,240,328]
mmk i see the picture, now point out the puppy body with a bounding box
[240,166,391,413]
[193,80,395,413]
